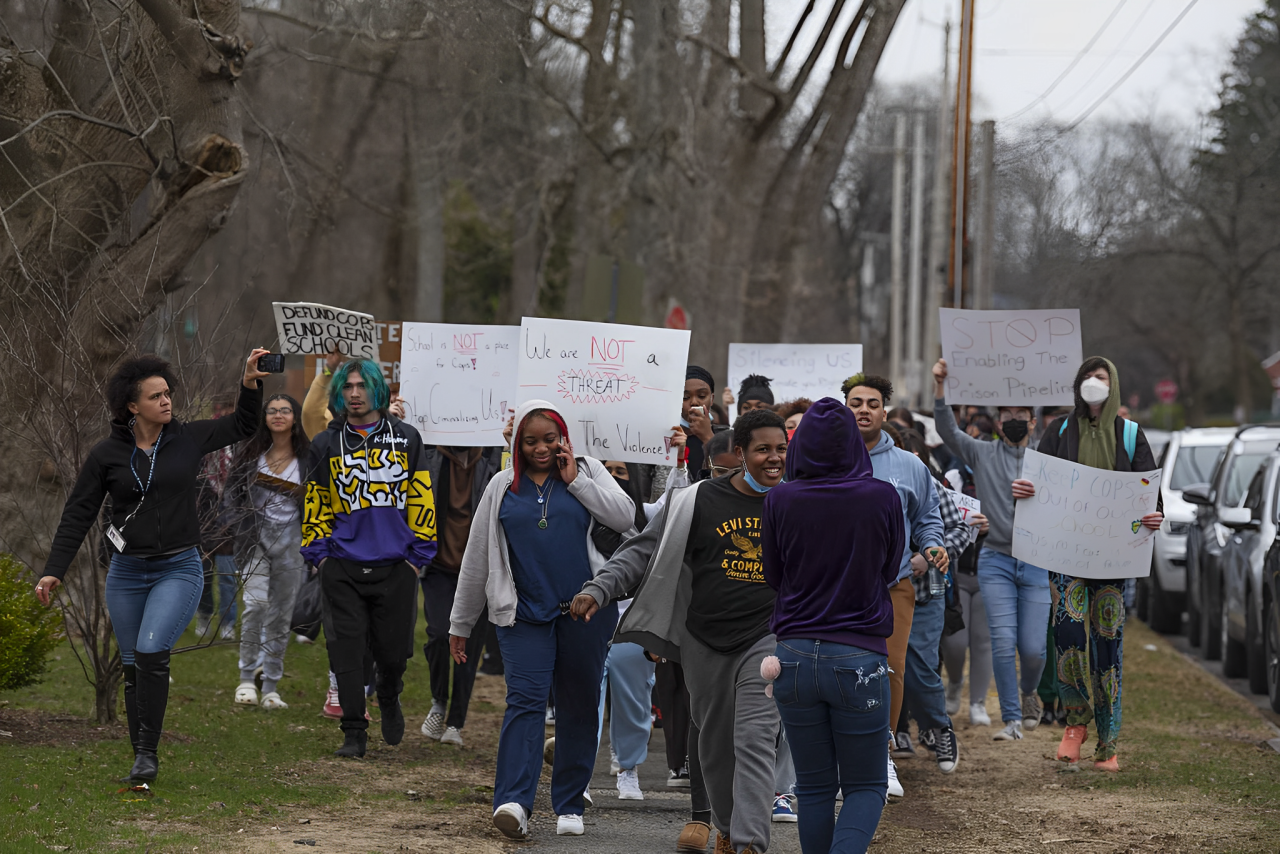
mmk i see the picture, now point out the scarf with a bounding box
[1077,357,1121,471]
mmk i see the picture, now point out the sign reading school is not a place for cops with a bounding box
[273,302,377,360]
[939,308,1082,407]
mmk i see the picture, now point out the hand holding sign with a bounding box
[938,309,1082,406]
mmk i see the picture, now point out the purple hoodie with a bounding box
[761,397,905,654]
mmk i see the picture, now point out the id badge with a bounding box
[106,524,126,551]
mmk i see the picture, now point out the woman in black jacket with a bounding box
[36,350,267,785]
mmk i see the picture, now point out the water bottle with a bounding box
[927,564,946,599]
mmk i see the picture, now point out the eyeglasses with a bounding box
[265,408,294,417]
[709,465,741,478]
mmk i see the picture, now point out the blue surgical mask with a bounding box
[680,417,690,429]
[742,467,773,493]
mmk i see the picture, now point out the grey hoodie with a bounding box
[933,399,1026,556]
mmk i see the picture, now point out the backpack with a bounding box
[1059,417,1137,463]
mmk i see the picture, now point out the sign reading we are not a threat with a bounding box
[939,308,1082,406]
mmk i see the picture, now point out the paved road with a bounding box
[514,726,803,853]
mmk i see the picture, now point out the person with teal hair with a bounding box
[327,359,390,418]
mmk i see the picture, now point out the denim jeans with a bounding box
[773,639,889,854]
[494,607,617,817]
[197,553,238,630]
[595,641,656,772]
[976,549,1050,723]
[904,593,952,731]
[105,547,205,666]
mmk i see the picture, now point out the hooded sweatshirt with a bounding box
[867,429,945,582]
[762,398,904,654]
[933,401,1027,555]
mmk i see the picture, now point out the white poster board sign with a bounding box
[947,491,983,545]
[727,344,863,422]
[399,323,520,447]
[1012,449,1160,579]
[517,318,690,466]
[938,308,1082,406]
[273,302,376,360]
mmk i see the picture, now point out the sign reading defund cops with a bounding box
[727,344,862,421]
[1012,449,1161,580]
[938,308,1082,406]
[399,323,520,447]
[517,317,690,466]
[273,302,377,360]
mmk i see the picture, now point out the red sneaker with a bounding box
[1057,724,1087,763]
[1094,755,1120,772]
[322,687,342,719]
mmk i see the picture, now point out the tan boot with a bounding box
[713,831,734,854]
[676,821,712,852]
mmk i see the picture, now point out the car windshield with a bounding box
[1169,445,1226,491]
[1222,450,1274,507]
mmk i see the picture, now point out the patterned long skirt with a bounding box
[1050,574,1125,761]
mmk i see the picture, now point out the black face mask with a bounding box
[1001,419,1029,443]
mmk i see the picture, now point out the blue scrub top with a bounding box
[500,473,593,624]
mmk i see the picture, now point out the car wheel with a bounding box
[1246,593,1268,695]
[1147,570,1182,634]
[1221,591,1247,678]
[1200,575,1222,660]
[1267,600,1280,713]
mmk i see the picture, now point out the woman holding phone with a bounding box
[448,400,636,841]
[36,350,267,785]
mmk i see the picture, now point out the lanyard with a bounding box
[122,425,165,531]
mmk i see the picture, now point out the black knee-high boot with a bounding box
[122,664,139,755]
[128,650,170,783]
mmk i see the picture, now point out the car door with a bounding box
[1223,467,1267,644]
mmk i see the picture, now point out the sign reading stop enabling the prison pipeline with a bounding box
[1012,449,1161,580]
[399,323,520,447]
[727,344,863,419]
[517,317,690,466]
[273,302,377,360]
[939,308,1082,406]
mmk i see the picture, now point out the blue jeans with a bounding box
[904,594,951,731]
[197,553,238,628]
[773,639,889,854]
[596,641,656,772]
[494,607,617,816]
[976,549,1050,723]
[105,548,205,666]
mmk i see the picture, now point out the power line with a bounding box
[1001,0,1131,123]
[1055,0,1159,113]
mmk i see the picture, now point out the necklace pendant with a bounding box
[537,497,544,504]
[538,519,548,530]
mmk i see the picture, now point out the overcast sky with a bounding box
[767,0,1264,132]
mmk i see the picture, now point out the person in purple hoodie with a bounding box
[760,397,904,854]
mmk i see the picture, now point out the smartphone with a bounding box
[690,405,705,417]
[556,442,567,469]
[258,353,286,373]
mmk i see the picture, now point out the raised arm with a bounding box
[931,358,985,468]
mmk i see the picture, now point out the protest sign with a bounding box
[1012,449,1160,579]
[273,302,377,360]
[946,491,983,545]
[304,320,402,388]
[398,323,520,446]
[727,344,862,421]
[517,317,690,466]
[938,308,1082,406]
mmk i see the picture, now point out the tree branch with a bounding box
[770,0,816,82]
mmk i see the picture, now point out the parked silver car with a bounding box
[1141,427,1235,633]
[1220,449,1280,696]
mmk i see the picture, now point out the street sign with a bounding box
[1154,379,1178,404]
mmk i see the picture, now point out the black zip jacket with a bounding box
[44,383,262,580]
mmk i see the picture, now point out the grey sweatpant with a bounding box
[942,570,993,706]
[682,633,779,854]
[238,517,305,695]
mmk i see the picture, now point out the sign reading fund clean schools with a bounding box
[273,302,377,360]
[1012,449,1160,579]
[727,344,863,417]
[399,323,520,447]
[938,308,1082,406]
[517,317,690,466]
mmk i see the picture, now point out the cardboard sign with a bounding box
[939,308,1082,406]
[517,318,690,466]
[947,490,983,545]
[1012,449,1160,579]
[398,323,520,447]
[273,302,377,360]
[727,344,863,421]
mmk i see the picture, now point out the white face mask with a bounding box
[1080,376,1111,405]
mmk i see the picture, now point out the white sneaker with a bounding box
[556,814,584,836]
[260,691,288,710]
[887,754,904,798]
[421,711,445,740]
[219,623,236,641]
[993,720,1023,741]
[970,702,991,727]
[945,681,963,716]
[440,726,463,746]
[295,633,314,644]
[616,767,643,800]
[1022,693,1043,731]
[609,746,621,776]
[195,616,211,638]
[492,802,528,840]
[234,682,258,706]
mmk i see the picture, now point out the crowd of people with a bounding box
[32,342,1163,854]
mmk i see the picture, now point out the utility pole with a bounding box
[890,113,907,397]
[924,21,952,403]
[950,0,976,310]
[907,111,926,407]
[972,120,996,310]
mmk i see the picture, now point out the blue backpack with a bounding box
[1059,417,1137,463]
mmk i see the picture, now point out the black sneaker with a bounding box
[334,729,367,758]
[381,697,405,746]
[935,727,959,774]
[918,728,938,753]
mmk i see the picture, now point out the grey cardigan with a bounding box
[448,455,636,637]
